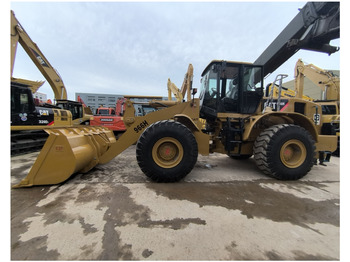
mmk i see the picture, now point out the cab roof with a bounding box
[201,60,258,77]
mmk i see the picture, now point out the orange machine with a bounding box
[90,98,126,133]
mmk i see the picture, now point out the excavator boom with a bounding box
[11,11,67,100]
[11,10,93,126]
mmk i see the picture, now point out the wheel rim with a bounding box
[280,139,307,168]
[152,137,184,168]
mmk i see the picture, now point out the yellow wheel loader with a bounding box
[13,61,338,188]
[12,2,339,188]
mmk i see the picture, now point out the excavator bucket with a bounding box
[12,126,116,188]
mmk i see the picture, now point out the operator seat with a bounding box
[222,79,238,112]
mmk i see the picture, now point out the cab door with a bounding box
[11,84,37,126]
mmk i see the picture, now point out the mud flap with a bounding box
[12,127,116,188]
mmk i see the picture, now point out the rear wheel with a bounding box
[136,120,198,182]
[253,124,315,180]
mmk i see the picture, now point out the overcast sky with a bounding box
[10,1,341,101]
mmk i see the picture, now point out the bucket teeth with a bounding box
[12,127,116,188]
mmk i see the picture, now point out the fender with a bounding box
[243,111,319,142]
[174,114,210,155]
[174,114,200,131]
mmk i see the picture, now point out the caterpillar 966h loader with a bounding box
[13,61,337,188]
[12,2,339,188]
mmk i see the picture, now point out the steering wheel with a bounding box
[210,88,217,98]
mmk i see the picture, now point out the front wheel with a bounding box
[253,124,315,180]
[136,120,198,182]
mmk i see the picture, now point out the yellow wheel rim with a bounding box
[280,139,307,168]
[152,137,184,168]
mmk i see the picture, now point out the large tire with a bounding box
[253,124,315,180]
[136,120,198,182]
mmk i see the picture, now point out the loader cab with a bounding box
[199,61,264,119]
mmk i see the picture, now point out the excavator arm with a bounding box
[167,64,194,102]
[254,2,339,78]
[11,10,67,100]
[294,59,340,101]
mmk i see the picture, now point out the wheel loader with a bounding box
[12,1,339,188]
[13,61,338,188]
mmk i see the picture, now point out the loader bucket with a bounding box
[12,127,116,188]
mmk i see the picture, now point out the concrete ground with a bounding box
[11,145,340,260]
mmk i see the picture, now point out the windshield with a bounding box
[242,66,263,91]
[200,62,263,117]
[199,65,240,111]
[199,70,218,110]
[97,109,110,115]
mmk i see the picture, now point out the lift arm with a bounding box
[11,10,68,100]
[254,2,339,78]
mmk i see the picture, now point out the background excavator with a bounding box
[11,10,94,154]
[11,11,92,125]
[12,2,340,188]
[90,98,126,134]
[265,82,313,102]
[11,10,93,125]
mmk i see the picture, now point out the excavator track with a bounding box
[11,130,49,156]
